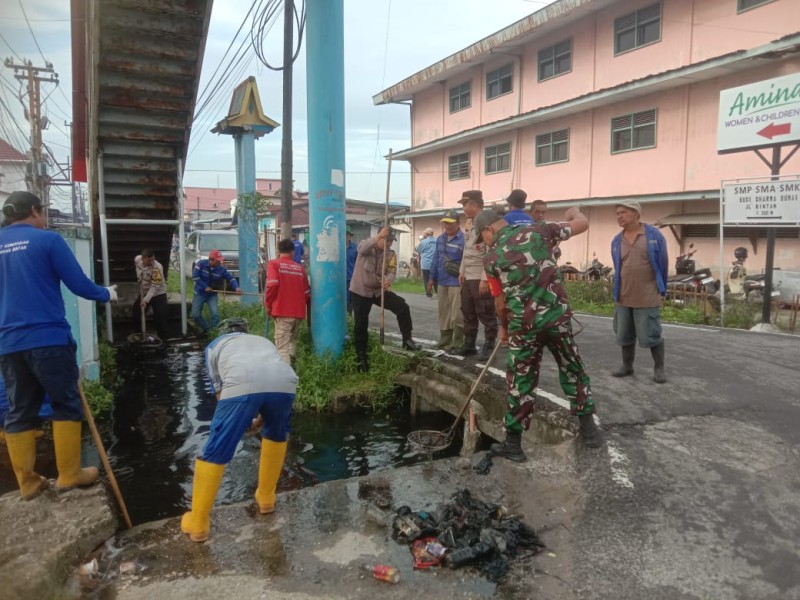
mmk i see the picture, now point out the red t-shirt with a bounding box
[265,256,310,319]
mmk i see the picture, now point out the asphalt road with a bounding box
[370,290,800,598]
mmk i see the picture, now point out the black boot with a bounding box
[612,345,635,377]
[477,338,495,361]
[489,432,527,462]
[578,414,603,448]
[454,334,477,356]
[357,352,369,373]
[402,337,420,351]
[651,341,666,384]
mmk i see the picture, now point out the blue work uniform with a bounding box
[0,223,110,432]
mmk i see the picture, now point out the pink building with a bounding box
[374,0,800,274]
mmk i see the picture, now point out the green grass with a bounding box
[209,302,411,412]
[391,277,426,294]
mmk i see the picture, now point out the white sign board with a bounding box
[717,73,800,154]
[723,177,800,224]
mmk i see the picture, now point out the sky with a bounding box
[0,0,553,211]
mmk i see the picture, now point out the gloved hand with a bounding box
[106,285,118,302]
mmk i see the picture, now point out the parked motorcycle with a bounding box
[666,243,717,298]
[558,252,612,282]
[723,246,780,301]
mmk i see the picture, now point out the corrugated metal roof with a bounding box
[90,0,213,282]
[656,213,720,226]
[373,0,615,105]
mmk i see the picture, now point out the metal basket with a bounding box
[407,429,453,455]
[126,333,165,352]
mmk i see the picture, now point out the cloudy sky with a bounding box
[1,0,552,211]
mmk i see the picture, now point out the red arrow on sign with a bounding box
[757,122,791,139]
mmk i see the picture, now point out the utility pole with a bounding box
[280,0,294,240]
[3,59,58,205]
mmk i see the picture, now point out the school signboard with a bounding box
[717,73,800,154]
[723,177,800,225]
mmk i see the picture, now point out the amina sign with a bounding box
[717,73,800,154]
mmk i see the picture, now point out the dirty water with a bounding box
[0,348,461,525]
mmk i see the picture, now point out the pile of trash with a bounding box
[390,489,545,582]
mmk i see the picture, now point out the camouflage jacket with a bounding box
[483,224,571,333]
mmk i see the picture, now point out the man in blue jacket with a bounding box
[416,227,437,297]
[192,249,241,333]
[610,202,669,383]
[427,210,465,351]
[0,191,117,500]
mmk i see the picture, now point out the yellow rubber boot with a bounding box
[181,459,225,542]
[53,421,99,490]
[5,430,50,500]
[254,439,287,514]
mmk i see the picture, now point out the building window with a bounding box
[485,142,511,174]
[449,82,471,113]
[448,152,470,180]
[538,39,572,81]
[614,3,661,55]
[737,0,774,11]
[486,64,513,100]
[611,109,656,153]
[536,129,570,165]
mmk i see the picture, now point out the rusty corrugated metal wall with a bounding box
[90,0,213,282]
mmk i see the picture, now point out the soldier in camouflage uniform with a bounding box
[474,208,603,462]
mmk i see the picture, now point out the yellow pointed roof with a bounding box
[212,76,279,135]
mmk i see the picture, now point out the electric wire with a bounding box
[17,0,49,64]
[194,0,263,120]
[250,0,306,71]
[0,31,24,62]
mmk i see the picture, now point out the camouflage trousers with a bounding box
[504,321,594,434]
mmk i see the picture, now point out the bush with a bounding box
[82,378,113,417]
[208,303,411,412]
[718,299,760,329]
[565,280,614,315]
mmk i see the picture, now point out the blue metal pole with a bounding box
[306,0,346,357]
[234,132,259,306]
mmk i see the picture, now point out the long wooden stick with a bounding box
[380,148,393,345]
[78,383,133,529]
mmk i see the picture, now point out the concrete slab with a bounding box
[82,448,584,600]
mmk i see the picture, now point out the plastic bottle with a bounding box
[364,564,400,583]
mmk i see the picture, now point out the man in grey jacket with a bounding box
[349,227,420,372]
[455,190,498,360]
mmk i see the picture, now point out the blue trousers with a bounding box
[201,392,294,465]
[192,292,219,332]
[0,345,82,433]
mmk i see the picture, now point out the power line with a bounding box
[0,31,24,62]
[17,0,49,64]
